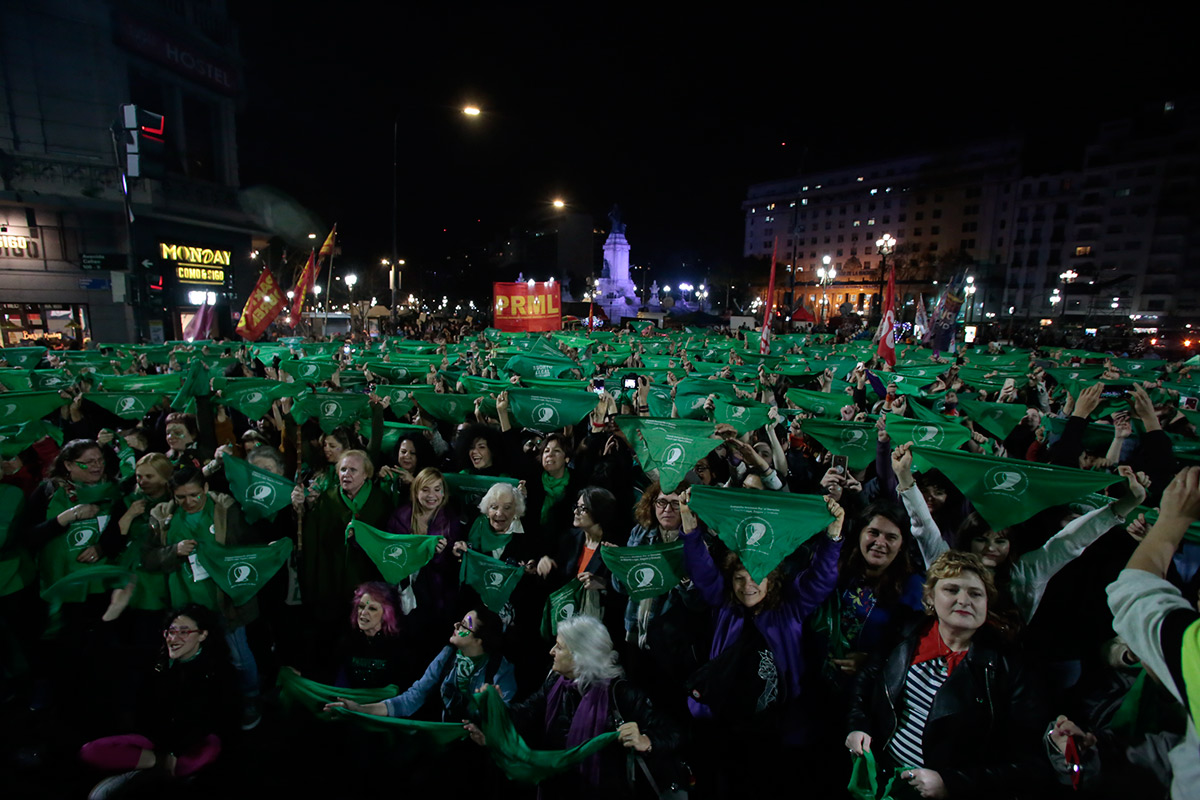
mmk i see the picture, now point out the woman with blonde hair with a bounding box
[385,468,463,638]
[846,551,1048,799]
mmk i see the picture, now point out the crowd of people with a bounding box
[1,322,1199,800]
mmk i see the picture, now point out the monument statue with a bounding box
[607,205,626,235]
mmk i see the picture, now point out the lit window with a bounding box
[789,202,796,208]
[1075,246,1092,256]
[869,189,878,196]
[867,218,875,226]
[853,220,861,227]
[767,203,776,210]
[856,177,864,182]
[801,199,808,206]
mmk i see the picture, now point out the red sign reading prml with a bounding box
[493,282,562,332]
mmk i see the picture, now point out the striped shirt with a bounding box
[888,657,949,768]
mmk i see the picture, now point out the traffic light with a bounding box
[119,104,166,178]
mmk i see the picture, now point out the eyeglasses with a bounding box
[453,620,475,636]
[574,503,589,512]
[163,627,200,640]
[654,499,681,510]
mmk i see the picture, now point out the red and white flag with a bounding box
[761,238,779,355]
[236,268,286,341]
[876,264,897,367]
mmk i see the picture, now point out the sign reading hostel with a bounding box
[493,281,562,332]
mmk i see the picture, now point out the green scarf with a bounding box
[467,514,515,555]
[340,481,373,521]
[460,549,524,613]
[195,539,294,606]
[472,684,618,784]
[41,481,121,599]
[599,540,686,602]
[348,521,441,583]
[541,471,570,525]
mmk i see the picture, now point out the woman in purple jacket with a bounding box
[679,490,844,793]
[385,468,462,646]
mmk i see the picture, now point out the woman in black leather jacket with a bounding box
[845,551,1052,799]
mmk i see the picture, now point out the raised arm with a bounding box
[679,492,725,607]
[892,442,949,567]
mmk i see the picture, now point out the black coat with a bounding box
[846,617,1052,799]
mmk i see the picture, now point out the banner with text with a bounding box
[493,282,562,333]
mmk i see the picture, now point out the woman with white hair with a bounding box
[467,615,682,798]
[452,480,553,694]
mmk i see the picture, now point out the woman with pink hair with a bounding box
[332,582,418,688]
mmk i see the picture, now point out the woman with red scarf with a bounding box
[845,551,1051,799]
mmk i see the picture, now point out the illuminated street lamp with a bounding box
[462,106,481,117]
[875,233,896,318]
[552,198,565,209]
[964,276,977,323]
[817,255,836,326]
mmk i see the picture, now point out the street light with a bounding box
[817,255,836,326]
[964,276,977,323]
[462,106,481,117]
[552,198,565,209]
[875,233,896,318]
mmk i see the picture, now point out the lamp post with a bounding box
[875,233,896,320]
[817,255,835,327]
[344,273,358,335]
[964,276,977,323]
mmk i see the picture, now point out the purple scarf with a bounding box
[544,675,612,785]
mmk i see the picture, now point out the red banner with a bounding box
[876,264,896,366]
[493,282,562,332]
[236,269,286,341]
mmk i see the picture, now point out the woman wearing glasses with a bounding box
[537,487,623,633]
[24,439,128,615]
[80,596,238,798]
[324,607,515,721]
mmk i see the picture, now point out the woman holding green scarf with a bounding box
[114,453,174,617]
[297,449,390,680]
[23,439,129,618]
[520,433,587,542]
[144,466,265,729]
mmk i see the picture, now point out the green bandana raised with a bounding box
[86,392,166,420]
[600,540,685,601]
[885,415,971,455]
[615,416,720,493]
[460,549,524,613]
[293,392,371,433]
[799,419,877,470]
[223,455,296,523]
[0,390,71,426]
[785,388,856,419]
[349,520,441,583]
[196,539,293,606]
[280,358,339,384]
[541,579,586,639]
[711,398,773,434]
[908,446,1123,530]
[506,388,599,433]
[956,398,1030,440]
[220,380,302,420]
[688,486,835,582]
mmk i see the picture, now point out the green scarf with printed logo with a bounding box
[541,578,586,639]
[785,388,857,419]
[348,520,441,583]
[445,473,521,514]
[163,501,222,610]
[688,485,835,582]
[615,416,720,492]
[908,446,1123,531]
[0,346,46,369]
[0,391,71,426]
[460,549,524,613]
[885,415,972,457]
[799,419,877,470]
[40,481,121,600]
[219,380,302,420]
[413,392,482,424]
[600,540,686,601]
[956,398,1031,440]
[506,388,599,433]
[711,397,773,434]
[224,455,296,523]
[0,420,63,458]
[292,391,371,434]
[86,392,167,420]
[281,358,339,384]
[195,538,294,606]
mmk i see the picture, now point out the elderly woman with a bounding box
[331,582,416,689]
[385,468,462,635]
[467,615,681,799]
[892,442,1148,623]
[846,551,1049,800]
[293,449,390,679]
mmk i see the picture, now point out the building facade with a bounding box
[0,0,260,346]
[745,102,1200,333]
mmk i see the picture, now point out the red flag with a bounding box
[876,264,897,367]
[236,268,286,341]
[318,225,336,261]
[288,251,318,324]
[761,237,779,355]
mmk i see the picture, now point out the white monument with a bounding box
[593,205,638,319]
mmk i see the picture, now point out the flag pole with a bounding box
[761,237,779,355]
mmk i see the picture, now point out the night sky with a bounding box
[231,4,1191,296]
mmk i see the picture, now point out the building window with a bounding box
[932,209,942,219]
[853,220,861,227]
[915,212,925,221]
[928,243,938,252]
[931,226,940,235]
[960,239,976,250]
[912,228,922,236]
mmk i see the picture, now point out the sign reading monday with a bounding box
[493,281,561,332]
